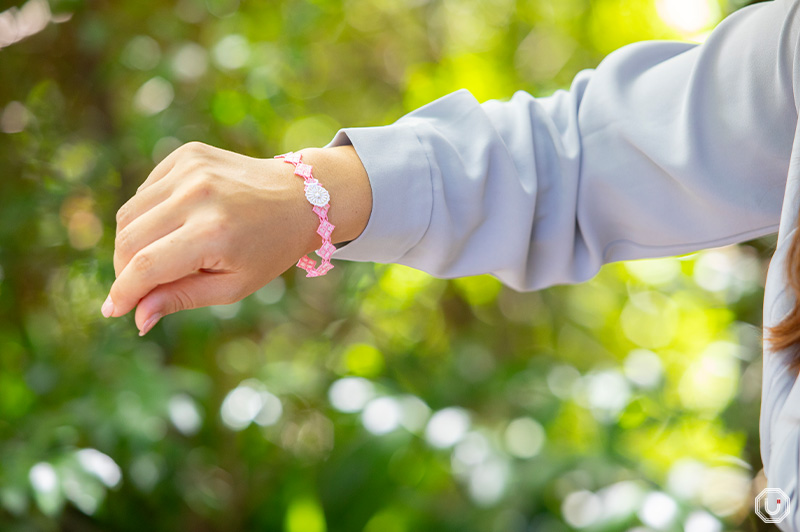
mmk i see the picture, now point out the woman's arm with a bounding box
[108,0,800,333]
[326,0,800,293]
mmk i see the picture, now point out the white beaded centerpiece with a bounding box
[305,181,331,207]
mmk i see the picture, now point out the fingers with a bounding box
[135,141,189,194]
[113,194,185,277]
[133,271,243,335]
[107,222,219,318]
[116,176,174,237]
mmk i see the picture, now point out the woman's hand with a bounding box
[103,141,372,336]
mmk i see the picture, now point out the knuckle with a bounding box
[115,202,131,226]
[114,226,134,255]
[179,141,206,156]
[179,158,206,176]
[207,211,230,235]
[132,252,155,275]
[193,180,214,198]
[178,178,214,202]
[201,212,231,248]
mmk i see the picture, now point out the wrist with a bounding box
[294,145,373,256]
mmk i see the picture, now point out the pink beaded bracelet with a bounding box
[275,151,335,277]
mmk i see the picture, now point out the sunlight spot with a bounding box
[574,370,631,422]
[624,257,680,286]
[667,458,706,499]
[29,463,58,493]
[700,466,751,517]
[598,481,645,520]
[221,380,282,430]
[656,0,719,34]
[212,34,249,70]
[425,407,470,449]
[255,277,286,305]
[638,492,678,530]
[134,76,174,115]
[152,136,182,165]
[62,470,99,515]
[468,457,509,506]
[328,377,375,413]
[504,417,545,459]
[254,390,283,427]
[685,510,721,532]
[562,490,602,528]
[76,448,122,488]
[361,397,402,435]
[172,42,208,80]
[453,431,490,469]
[209,300,242,319]
[623,349,663,388]
[130,454,162,492]
[398,395,430,433]
[1,101,31,133]
[122,35,161,70]
[168,394,202,436]
[547,364,581,400]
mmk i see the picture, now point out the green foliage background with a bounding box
[0,0,778,530]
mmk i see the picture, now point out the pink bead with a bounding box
[315,261,334,275]
[295,163,313,179]
[284,152,302,165]
[297,255,316,270]
[313,204,330,218]
[316,220,334,240]
[316,241,336,260]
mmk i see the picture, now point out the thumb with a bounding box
[135,271,245,336]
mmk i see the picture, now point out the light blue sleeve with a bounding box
[326,0,800,293]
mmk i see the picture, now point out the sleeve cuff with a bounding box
[324,121,434,264]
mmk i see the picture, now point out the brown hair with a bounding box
[765,228,800,372]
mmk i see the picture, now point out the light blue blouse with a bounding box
[326,0,800,527]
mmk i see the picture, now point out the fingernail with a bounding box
[139,313,161,337]
[101,295,115,318]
